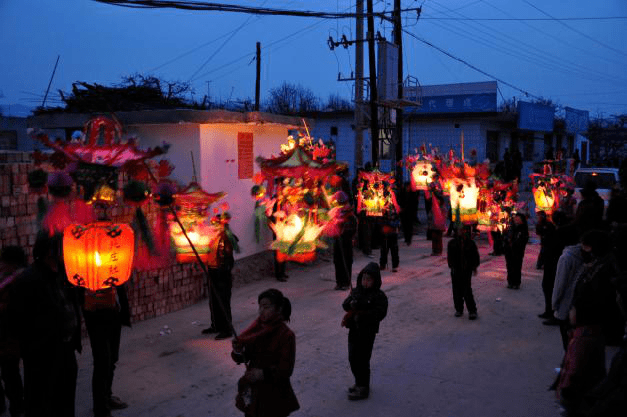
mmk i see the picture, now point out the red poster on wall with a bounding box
[238,132,254,179]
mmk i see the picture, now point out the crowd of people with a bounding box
[1,162,627,417]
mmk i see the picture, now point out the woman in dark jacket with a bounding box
[232,289,299,417]
[503,212,529,289]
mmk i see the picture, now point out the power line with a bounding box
[423,1,627,85]
[403,27,543,101]
[92,0,422,19]
[419,16,627,21]
[522,0,627,59]
[480,0,626,68]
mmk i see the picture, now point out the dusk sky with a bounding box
[1,0,626,118]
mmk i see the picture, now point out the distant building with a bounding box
[308,81,582,188]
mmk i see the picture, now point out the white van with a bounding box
[573,167,620,212]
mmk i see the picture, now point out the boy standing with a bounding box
[447,226,480,320]
[341,262,388,400]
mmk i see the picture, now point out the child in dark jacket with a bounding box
[447,225,480,320]
[341,262,388,400]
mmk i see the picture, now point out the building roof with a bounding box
[28,109,306,129]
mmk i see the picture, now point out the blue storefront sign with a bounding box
[517,101,554,132]
[405,92,497,114]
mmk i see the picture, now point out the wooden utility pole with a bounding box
[354,0,364,168]
[42,55,60,108]
[367,0,379,167]
[255,42,261,111]
[393,0,404,185]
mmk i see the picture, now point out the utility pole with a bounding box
[354,0,364,169]
[255,42,261,111]
[393,0,404,186]
[367,0,379,167]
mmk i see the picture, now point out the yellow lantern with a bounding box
[63,222,135,291]
[449,179,479,224]
[411,160,435,191]
[533,186,555,214]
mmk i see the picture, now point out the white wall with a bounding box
[126,124,201,184]
[200,123,290,260]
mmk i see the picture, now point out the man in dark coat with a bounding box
[333,192,357,290]
[81,283,131,417]
[10,233,82,417]
[447,225,480,320]
[503,212,529,289]
[341,262,388,400]
[203,226,237,340]
[575,180,605,237]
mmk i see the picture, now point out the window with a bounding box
[330,126,338,136]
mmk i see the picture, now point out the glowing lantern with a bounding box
[533,186,555,214]
[449,179,479,224]
[63,222,135,291]
[269,213,325,263]
[410,160,435,191]
[170,182,226,263]
[357,170,400,217]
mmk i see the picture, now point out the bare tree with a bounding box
[325,94,353,111]
[265,82,319,114]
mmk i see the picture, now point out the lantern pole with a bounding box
[142,161,237,338]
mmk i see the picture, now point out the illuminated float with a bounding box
[252,133,343,263]
[356,169,400,217]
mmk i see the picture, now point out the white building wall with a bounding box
[200,123,289,260]
[126,124,201,184]
[128,122,291,260]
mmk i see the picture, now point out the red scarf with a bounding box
[236,313,284,346]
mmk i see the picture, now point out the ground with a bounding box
[72,225,584,417]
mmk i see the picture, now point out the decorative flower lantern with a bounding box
[357,169,400,217]
[448,179,479,224]
[533,185,556,214]
[170,182,226,263]
[411,160,435,191]
[252,134,341,263]
[63,222,135,291]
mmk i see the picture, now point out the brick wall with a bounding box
[0,152,273,323]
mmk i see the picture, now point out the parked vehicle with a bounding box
[573,167,619,212]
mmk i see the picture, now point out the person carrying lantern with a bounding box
[447,225,480,320]
[333,192,357,290]
[202,219,238,340]
[503,211,529,289]
[341,262,388,400]
[379,190,400,273]
[231,288,299,417]
[426,178,447,256]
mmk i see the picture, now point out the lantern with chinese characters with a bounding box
[410,160,435,191]
[448,179,479,224]
[63,222,135,291]
[170,182,226,263]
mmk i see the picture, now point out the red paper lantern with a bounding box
[63,222,135,291]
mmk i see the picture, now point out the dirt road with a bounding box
[75,234,567,417]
